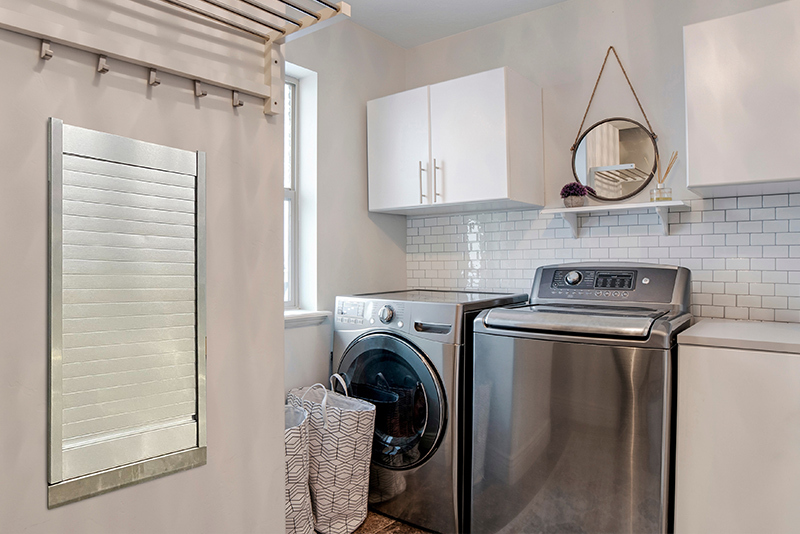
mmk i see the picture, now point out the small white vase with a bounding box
[563,195,585,208]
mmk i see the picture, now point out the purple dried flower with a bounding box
[560,182,591,198]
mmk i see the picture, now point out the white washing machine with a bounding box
[332,290,526,533]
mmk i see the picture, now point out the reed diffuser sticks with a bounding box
[657,151,678,185]
[652,150,677,201]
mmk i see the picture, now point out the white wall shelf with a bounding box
[540,200,689,238]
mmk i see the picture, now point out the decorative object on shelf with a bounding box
[570,46,659,202]
[651,150,677,202]
[560,182,595,208]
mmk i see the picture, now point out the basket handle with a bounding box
[329,373,349,396]
[302,383,330,429]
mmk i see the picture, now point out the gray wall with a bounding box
[286,19,409,314]
[0,17,284,534]
[283,20,408,393]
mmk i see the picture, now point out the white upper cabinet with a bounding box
[367,86,431,211]
[367,67,544,215]
[684,0,800,197]
[430,69,509,205]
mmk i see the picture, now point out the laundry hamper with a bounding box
[287,376,376,534]
[285,405,314,534]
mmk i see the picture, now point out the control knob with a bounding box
[564,270,583,286]
[378,305,395,324]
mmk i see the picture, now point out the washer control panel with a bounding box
[537,265,679,304]
[549,269,636,299]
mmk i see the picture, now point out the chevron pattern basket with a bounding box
[287,382,376,534]
[285,405,314,534]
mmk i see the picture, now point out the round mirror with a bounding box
[572,117,658,201]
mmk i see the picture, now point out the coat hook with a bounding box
[232,90,244,108]
[97,55,109,74]
[40,40,53,60]
[194,81,207,97]
[148,68,161,86]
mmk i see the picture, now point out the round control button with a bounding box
[565,270,583,286]
[604,291,611,297]
[622,292,629,298]
[642,277,650,285]
[378,305,394,324]
[595,291,602,297]
[612,291,620,297]
[398,321,404,328]
[369,318,375,324]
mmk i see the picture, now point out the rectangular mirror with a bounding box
[48,118,206,508]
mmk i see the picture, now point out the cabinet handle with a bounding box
[433,159,442,203]
[419,161,427,204]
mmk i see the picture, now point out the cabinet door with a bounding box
[430,68,508,204]
[367,86,430,211]
[675,344,800,533]
[685,0,800,196]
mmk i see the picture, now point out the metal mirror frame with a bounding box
[571,117,659,202]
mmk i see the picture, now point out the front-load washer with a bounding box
[333,290,526,534]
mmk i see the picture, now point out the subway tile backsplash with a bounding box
[406,193,800,323]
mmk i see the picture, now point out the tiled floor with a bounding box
[353,511,431,534]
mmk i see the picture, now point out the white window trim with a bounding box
[284,310,331,329]
[284,76,299,309]
[284,63,319,320]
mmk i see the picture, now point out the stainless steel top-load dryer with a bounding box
[470,263,691,534]
[333,290,527,534]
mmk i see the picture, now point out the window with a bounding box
[284,78,298,308]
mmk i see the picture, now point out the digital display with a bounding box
[339,301,364,317]
[594,272,634,290]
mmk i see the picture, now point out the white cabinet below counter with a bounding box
[675,319,800,534]
[367,67,544,215]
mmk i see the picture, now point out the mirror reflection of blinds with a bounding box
[56,129,199,481]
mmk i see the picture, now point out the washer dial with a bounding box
[564,270,583,286]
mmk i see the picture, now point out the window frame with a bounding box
[284,77,299,309]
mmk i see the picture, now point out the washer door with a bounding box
[338,332,446,470]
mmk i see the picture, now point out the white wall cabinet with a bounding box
[367,67,544,215]
[675,320,800,534]
[367,86,431,211]
[684,0,800,197]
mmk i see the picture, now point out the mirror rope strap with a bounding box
[571,46,655,151]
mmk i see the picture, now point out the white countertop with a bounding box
[678,319,800,354]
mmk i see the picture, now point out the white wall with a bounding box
[404,0,785,207]
[407,196,800,323]
[285,319,333,392]
[283,20,408,392]
[0,9,284,533]
[401,0,800,324]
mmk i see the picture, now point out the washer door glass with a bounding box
[338,332,446,470]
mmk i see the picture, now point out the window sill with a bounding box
[284,310,332,329]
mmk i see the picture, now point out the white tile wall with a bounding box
[407,193,800,323]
